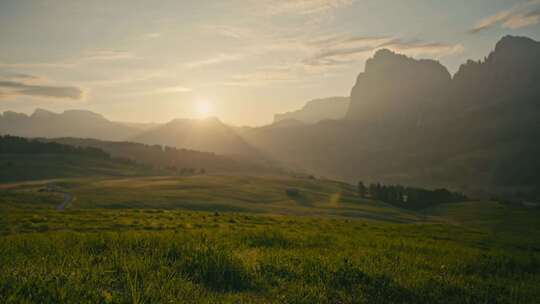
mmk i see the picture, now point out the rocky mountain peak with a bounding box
[347,49,451,122]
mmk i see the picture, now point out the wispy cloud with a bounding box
[212,33,463,88]
[185,53,244,69]
[202,25,256,40]
[0,62,77,69]
[138,32,162,40]
[257,0,354,16]
[0,49,139,71]
[221,67,298,87]
[0,71,42,82]
[119,85,192,97]
[154,85,192,93]
[0,80,84,100]
[82,50,140,61]
[382,39,464,57]
[303,36,463,69]
[470,0,540,33]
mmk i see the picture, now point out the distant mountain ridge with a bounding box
[274,96,349,124]
[131,117,264,157]
[0,108,140,141]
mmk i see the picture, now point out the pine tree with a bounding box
[358,181,367,197]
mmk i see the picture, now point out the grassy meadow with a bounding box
[1,175,540,303]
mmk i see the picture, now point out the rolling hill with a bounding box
[0,135,159,182]
[42,137,284,176]
[1,174,539,303]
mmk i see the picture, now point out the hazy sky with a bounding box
[1,0,539,126]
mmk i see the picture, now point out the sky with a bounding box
[0,0,539,126]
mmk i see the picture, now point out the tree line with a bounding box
[0,135,111,159]
[357,181,467,209]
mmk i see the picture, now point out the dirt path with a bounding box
[56,192,73,211]
[46,185,74,211]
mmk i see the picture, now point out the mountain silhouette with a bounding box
[347,49,451,124]
[0,108,140,141]
[246,36,540,198]
[132,117,264,158]
[274,96,349,124]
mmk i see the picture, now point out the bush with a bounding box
[286,188,301,197]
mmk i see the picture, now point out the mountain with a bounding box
[132,117,264,158]
[263,118,306,130]
[245,36,540,199]
[0,109,140,141]
[346,49,451,124]
[119,121,162,131]
[451,35,540,114]
[274,97,349,124]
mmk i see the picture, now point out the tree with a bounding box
[363,180,467,209]
[357,181,367,197]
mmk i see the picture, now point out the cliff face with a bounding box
[346,49,451,124]
[347,36,540,124]
[452,36,540,113]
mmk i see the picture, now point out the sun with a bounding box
[195,100,212,117]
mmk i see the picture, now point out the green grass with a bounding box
[1,176,540,303]
[1,175,418,222]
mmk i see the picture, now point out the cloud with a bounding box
[208,32,463,88]
[0,80,84,100]
[0,71,42,82]
[154,86,192,93]
[82,50,139,61]
[470,0,540,33]
[8,73,40,80]
[0,49,139,70]
[257,0,354,15]
[0,62,76,69]
[185,53,244,69]
[382,40,464,57]
[223,68,297,87]
[303,36,463,69]
[119,85,192,97]
[203,25,255,39]
[138,32,162,40]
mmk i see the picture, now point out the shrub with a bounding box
[286,188,301,197]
